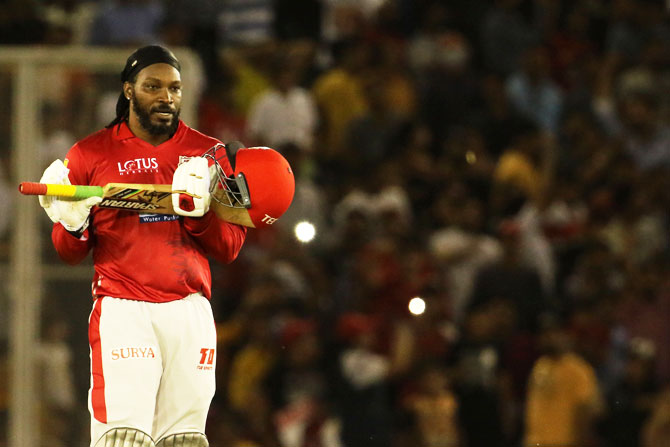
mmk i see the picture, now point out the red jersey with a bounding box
[51,121,247,302]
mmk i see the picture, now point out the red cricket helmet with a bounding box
[204,142,295,228]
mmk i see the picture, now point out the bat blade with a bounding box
[97,183,176,213]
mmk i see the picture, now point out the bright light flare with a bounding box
[408,297,426,315]
[294,221,316,243]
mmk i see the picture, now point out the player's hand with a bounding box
[172,157,211,217]
[38,159,102,233]
[38,159,70,223]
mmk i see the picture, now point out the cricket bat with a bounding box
[18,182,255,227]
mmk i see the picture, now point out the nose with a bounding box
[158,87,173,103]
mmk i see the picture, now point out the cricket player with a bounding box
[37,45,294,447]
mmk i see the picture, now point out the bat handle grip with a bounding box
[18,182,104,199]
[18,182,47,195]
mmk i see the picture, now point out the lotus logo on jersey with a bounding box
[117,157,159,175]
[111,347,156,360]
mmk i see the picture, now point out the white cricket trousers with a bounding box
[88,294,217,446]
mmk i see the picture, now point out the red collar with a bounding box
[111,120,185,143]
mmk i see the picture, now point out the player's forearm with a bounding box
[183,212,247,264]
[52,223,93,265]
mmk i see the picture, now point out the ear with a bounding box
[123,82,133,100]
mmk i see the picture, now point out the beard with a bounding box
[130,92,180,137]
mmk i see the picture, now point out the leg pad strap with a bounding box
[95,428,155,447]
[156,432,209,447]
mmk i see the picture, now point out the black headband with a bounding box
[121,45,181,83]
[107,45,181,128]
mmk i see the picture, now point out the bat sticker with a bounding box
[99,199,161,210]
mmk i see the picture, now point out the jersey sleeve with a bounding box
[63,142,90,185]
[183,211,247,264]
[52,224,93,265]
[51,143,94,264]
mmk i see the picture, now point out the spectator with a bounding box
[329,187,375,251]
[479,0,538,76]
[223,46,273,117]
[312,38,369,161]
[267,318,342,447]
[225,304,281,447]
[373,39,418,120]
[319,0,385,46]
[468,219,546,334]
[617,91,670,172]
[598,182,668,268]
[429,195,502,323]
[247,51,318,152]
[162,0,225,80]
[451,305,509,447]
[491,120,551,206]
[593,58,670,172]
[514,201,558,297]
[411,30,481,154]
[198,75,249,144]
[546,3,597,92]
[603,0,669,65]
[641,385,670,447]
[218,0,275,46]
[477,74,533,157]
[334,313,414,447]
[525,317,604,447]
[36,317,76,447]
[39,103,76,169]
[88,0,165,46]
[506,45,565,134]
[600,337,659,447]
[343,73,408,167]
[404,362,461,447]
[613,263,670,384]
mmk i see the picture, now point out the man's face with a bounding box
[127,63,182,136]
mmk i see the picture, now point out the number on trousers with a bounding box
[199,348,215,365]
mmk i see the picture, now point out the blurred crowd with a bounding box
[1,0,670,447]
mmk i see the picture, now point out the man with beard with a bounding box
[36,46,248,447]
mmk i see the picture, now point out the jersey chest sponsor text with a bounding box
[117,157,159,175]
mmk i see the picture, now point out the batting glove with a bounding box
[38,159,102,234]
[172,157,211,217]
